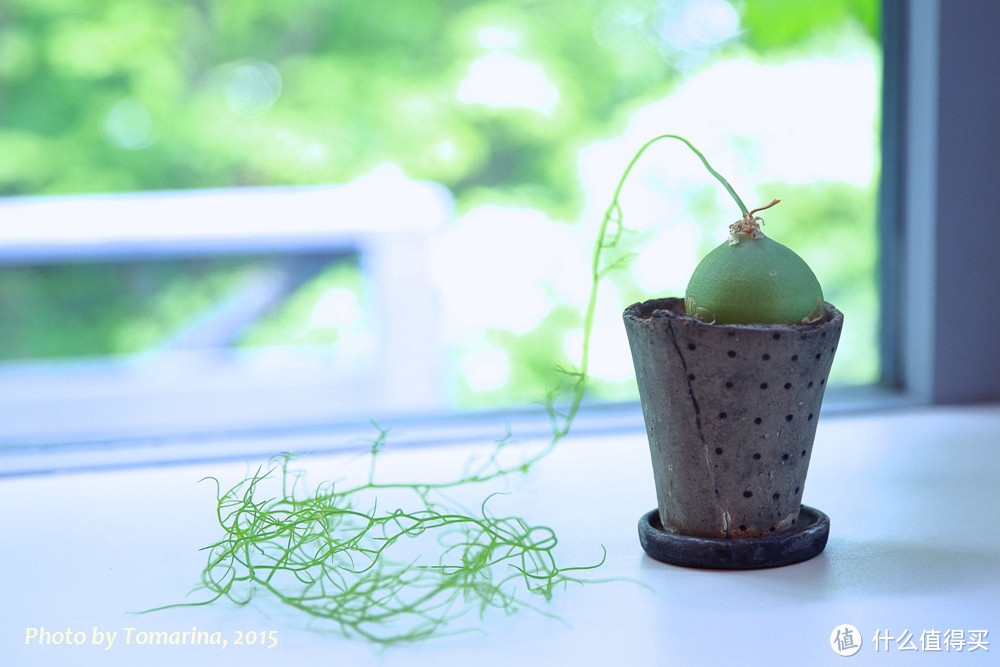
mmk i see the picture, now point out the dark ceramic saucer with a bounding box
[638,505,830,570]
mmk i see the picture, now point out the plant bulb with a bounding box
[684,201,824,325]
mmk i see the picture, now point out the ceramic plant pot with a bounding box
[623,297,844,569]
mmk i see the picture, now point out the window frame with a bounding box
[881,0,1000,405]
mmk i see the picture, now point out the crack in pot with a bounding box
[666,318,730,537]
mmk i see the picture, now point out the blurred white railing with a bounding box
[0,167,454,449]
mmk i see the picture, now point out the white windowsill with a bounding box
[2,402,998,665]
[0,384,910,477]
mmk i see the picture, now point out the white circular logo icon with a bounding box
[831,624,862,656]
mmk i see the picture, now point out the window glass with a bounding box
[0,0,881,432]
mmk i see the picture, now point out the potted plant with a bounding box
[620,136,843,569]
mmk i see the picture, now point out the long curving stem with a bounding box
[610,134,751,218]
[556,134,748,445]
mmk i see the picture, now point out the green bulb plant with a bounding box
[685,197,825,326]
[620,134,844,569]
[143,132,840,636]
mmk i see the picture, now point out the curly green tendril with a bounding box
[140,135,706,645]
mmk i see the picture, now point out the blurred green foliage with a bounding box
[0,0,881,404]
[740,0,878,50]
[0,258,267,358]
[0,0,877,206]
[237,257,365,348]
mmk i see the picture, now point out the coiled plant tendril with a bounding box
[143,447,608,645]
[140,136,685,645]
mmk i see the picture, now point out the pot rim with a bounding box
[624,296,843,333]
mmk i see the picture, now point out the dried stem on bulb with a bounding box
[729,199,780,243]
